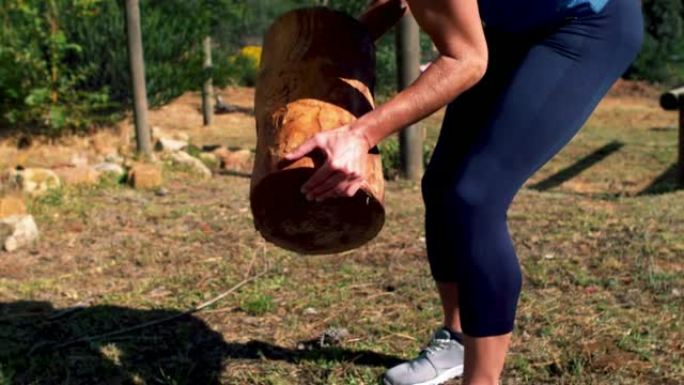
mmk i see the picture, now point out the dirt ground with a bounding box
[0,80,682,385]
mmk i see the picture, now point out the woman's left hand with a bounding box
[283,125,371,202]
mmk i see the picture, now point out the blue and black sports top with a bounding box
[479,0,610,32]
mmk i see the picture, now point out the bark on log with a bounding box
[251,7,385,255]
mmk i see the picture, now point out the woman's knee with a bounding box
[459,258,523,336]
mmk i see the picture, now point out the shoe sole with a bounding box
[383,365,464,385]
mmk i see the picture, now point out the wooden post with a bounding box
[202,36,214,126]
[396,12,423,181]
[659,86,684,185]
[124,0,151,155]
[679,96,684,185]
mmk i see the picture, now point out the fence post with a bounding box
[202,36,214,126]
[124,0,151,156]
[395,12,423,181]
[679,96,683,185]
[659,86,684,185]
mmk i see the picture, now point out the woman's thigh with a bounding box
[423,0,643,208]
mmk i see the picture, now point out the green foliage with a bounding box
[378,135,433,180]
[36,187,65,207]
[0,0,250,136]
[0,364,14,385]
[628,0,684,84]
[242,293,275,316]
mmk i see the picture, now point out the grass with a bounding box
[0,90,682,384]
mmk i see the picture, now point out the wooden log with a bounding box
[659,86,684,111]
[251,7,385,255]
[659,86,684,185]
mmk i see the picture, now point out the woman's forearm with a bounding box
[359,0,408,41]
[352,54,486,149]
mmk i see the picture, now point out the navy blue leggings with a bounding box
[421,0,643,337]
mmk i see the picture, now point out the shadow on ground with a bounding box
[530,141,624,191]
[0,301,401,384]
[637,163,683,195]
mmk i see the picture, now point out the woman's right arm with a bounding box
[358,0,408,41]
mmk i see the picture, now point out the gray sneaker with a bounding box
[383,328,464,385]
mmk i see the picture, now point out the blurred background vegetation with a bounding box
[0,0,682,137]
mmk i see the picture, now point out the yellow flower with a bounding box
[239,45,262,66]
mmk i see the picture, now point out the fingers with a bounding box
[315,179,364,201]
[305,171,346,200]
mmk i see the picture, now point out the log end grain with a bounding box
[250,167,384,255]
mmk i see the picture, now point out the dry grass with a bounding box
[0,82,682,385]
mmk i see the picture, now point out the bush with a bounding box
[378,135,433,180]
[224,45,262,87]
[0,0,247,136]
[627,0,684,85]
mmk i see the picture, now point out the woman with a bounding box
[284,0,643,384]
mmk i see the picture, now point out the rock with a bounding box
[94,162,125,177]
[174,132,190,142]
[8,168,61,196]
[0,215,39,252]
[318,327,350,347]
[155,187,169,197]
[0,195,27,219]
[303,307,318,315]
[152,126,190,142]
[104,154,125,165]
[128,164,163,190]
[155,137,188,152]
[169,151,212,179]
[69,153,89,167]
[54,166,100,186]
[215,147,253,173]
[198,152,219,166]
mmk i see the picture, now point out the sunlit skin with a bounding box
[283,1,510,384]
[283,0,487,201]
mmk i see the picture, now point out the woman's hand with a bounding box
[283,125,371,202]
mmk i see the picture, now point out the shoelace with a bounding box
[420,338,453,356]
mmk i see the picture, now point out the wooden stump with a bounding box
[251,7,385,255]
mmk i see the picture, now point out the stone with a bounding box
[94,162,125,177]
[0,196,27,219]
[169,151,212,179]
[69,153,89,167]
[155,137,188,152]
[104,154,125,165]
[318,327,350,347]
[152,126,190,142]
[1,215,39,252]
[54,166,100,186]
[155,187,169,197]
[8,168,61,196]
[198,152,219,166]
[215,147,253,173]
[128,164,163,190]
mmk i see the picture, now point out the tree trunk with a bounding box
[251,7,385,255]
[124,0,151,156]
